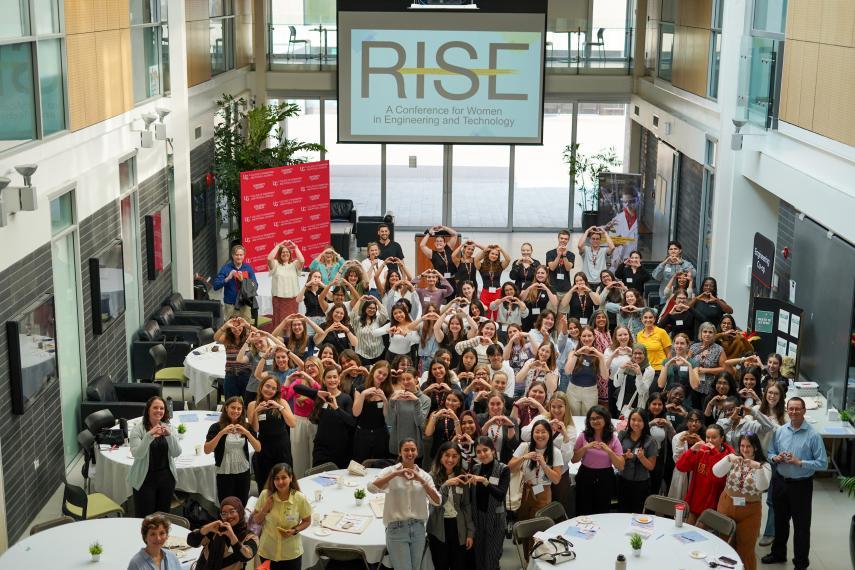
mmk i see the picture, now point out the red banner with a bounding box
[240,161,331,273]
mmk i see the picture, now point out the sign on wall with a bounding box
[597,172,643,271]
[240,161,331,273]
[748,232,775,328]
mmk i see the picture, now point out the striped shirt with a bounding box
[350,306,389,360]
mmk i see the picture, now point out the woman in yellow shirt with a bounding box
[252,463,312,569]
[635,309,671,371]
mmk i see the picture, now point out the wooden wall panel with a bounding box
[786,0,822,41]
[813,44,855,146]
[186,0,209,21]
[672,26,710,97]
[819,0,855,47]
[186,20,212,86]
[95,30,126,119]
[235,0,253,67]
[66,34,99,130]
[65,0,95,35]
[120,28,134,111]
[677,0,712,29]
[779,40,818,129]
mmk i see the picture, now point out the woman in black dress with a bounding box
[469,436,510,570]
[247,375,296,488]
[352,360,393,462]
[294,367,356,468]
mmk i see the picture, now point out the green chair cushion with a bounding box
[155,367,187,383]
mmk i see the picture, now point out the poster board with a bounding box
[752,297,803,376]
[748,232,775,328]
[240,161,331,273]
[597,172,643,271]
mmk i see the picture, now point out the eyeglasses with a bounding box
[220,510,238,517]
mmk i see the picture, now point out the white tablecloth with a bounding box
[92,411,223,505]
[0,518,200,569]
[183,343,226,404]
[527,513,743,570]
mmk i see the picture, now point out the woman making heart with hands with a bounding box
[563,326,609,416]
[427,442,475,570]
[572,406,625,515]
[248,376,297,488]
[478,391,520,464]
[352,360,393,462]
[511,380,549,429]
[189,496,259,568]
[453,410,481,471]
[204,396,261,505]
[424,389,465,462]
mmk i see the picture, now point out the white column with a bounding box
[168,0,194,297]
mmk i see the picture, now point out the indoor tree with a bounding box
[562,143,621,229]
[214,94,325,241]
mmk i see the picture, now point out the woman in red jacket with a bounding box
[675,423,733,524]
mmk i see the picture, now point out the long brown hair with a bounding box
[284,319,309,355]
[142,396,170,430]
[218,396,252,430]
[420,303,440,347]
[264,462,300,495]
[365,360,393,398]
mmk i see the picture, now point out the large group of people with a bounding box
[128,225,828,570]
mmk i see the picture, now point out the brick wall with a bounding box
[138,168,173,318]
[674,155,704,266]
[191,141,218,278]
[80,201,128,383]
[0,244,65,542]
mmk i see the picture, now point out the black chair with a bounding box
[164,292,222,327]
[131,320,193,381]
[61,473,124,520]
[153,305,213,331]
[198,328,215,346]
[150,344,187,401]
[355,213,395,248]
[362,458,395,469]
[305,462,338,476]
[330,199,357,259]
[78,430,97,492]
[80,374,163,422]
[84,408,116,436]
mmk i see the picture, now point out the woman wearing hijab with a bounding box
[187,496,259,569]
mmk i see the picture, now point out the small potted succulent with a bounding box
[89,541,103,562]
[629,533,643,557]
[177,424,187,439]
[354,488,366,506]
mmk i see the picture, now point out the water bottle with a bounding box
[675,503,685,527]
[119,418,129,444]
[615,554,627,570]
[166,396,174,416]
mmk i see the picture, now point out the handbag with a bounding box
[506,466,524,512]
[531,535,576,565]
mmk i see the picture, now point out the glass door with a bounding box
[450,145,510,229]
[50,192,85,466]
[385,144,444,228]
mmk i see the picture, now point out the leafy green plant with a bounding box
[89,542,103,555]
[629,533,643,550]
[562,143,622,212]
[354,488,366,500]
[177,423,187,434]
[839,408,853,423]
[841,476,855,497]
[214,94,326,241]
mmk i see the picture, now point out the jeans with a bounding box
[762,475,776,537]
[386,519,426,570]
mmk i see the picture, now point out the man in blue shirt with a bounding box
[762,396,827,570]
[212,244,258,320]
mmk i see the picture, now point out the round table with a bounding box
[297,468,387,567]
[0,518,201,568]
[527,513,743,569]
[183,342,225,404]
[92,411,224,505]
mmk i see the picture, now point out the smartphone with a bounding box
[718,556,738,565]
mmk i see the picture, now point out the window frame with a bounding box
[210,0,236,76]
[130,0,169,104]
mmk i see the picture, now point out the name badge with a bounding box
[676,320,684,326]
[488,476,499,486]
[285,513,299,523]
[582,359,591,367]
[500,324,507,331]
[579,318,588,325]
[532,484,545,496]
[258,414,267,421]
[488,287,497,294]
[376,402,384,409]
[679,366,688,372]
[266,358,274,366]
[556,273,565,280]
[424,296,431,303]
[626,278,633,284]
[455,487,463,495]
[323,403,329,409]
[532,308,541,315]
[443,273,451,278]
[732,496,746,507]
[337,333,346,339]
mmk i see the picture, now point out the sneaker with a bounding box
[759,535,774,547]
[760,553,786,564]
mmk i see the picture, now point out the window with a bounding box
[660,0,676,23]
[753,0,787,34]
[323,100,381,216]
[130,0,168,102]
[657,23,674,81]
[50,189,75,234]
[708,0,723,99]
[211,0,235,75]
[0,0,65,151]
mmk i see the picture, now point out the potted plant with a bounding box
[214,94,325,243]
[89,541,103,562]
[629,533,643,558]
[177,424,187,439]
[354,488,366,506]
[562,143,622,231]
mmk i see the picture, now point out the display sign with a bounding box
[748,232,775,328]
[752,297,803,375]
[338,11,545,144]
[597,172,643,271]
[240,161,331,273]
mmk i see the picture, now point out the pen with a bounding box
[654,534,664,541]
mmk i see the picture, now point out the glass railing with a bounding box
[268,24,633,74]
[738,36,781,129]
